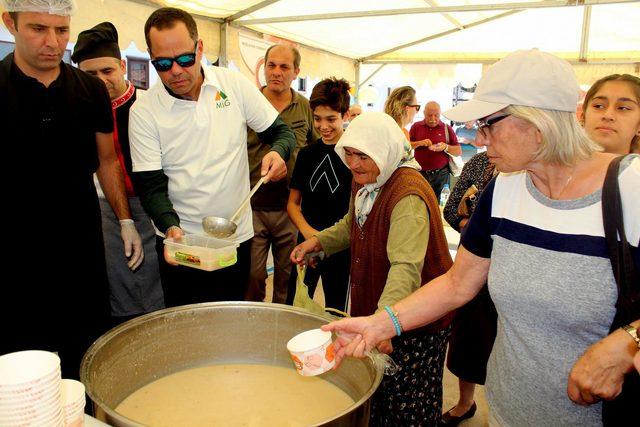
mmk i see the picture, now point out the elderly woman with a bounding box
[384,86,420,140]
[291,112,453,425]
[324,50,640,426]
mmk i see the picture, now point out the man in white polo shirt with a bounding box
[129,7,295,307]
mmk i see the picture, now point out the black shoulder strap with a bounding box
[602,155,639,326]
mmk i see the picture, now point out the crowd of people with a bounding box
[1,0,638,426]
[323,51,640,427]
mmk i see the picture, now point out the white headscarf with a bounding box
[335,112,420,227]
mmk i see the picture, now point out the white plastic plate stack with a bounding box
[60,380,85,427]
[0,350,63,427]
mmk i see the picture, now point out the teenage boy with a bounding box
[286,78,353,311]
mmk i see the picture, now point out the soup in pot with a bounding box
[116,364,354,426]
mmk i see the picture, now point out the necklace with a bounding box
[554,166,576,199]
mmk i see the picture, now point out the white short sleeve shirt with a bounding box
[129,64,278,242]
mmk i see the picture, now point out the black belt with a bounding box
[422,165,449,175]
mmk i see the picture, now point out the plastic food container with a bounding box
[163,234,239,271]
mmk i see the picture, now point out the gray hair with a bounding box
[425,101,440,111]
[1,0,76,15]
[506,105,601,166]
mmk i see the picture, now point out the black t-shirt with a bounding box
[1,53,112,250]
[0,53,113,364]
[290,139,352,231]
[1,53,113,206]
[1,52,112,207]
[0,54,113,253]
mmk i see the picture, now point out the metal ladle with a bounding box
[202,177,265,238]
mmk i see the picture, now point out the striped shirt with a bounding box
[461,155,640,426]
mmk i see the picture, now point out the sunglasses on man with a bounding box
[151,41,198,72]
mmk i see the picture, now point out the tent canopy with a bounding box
[163,0,640,64]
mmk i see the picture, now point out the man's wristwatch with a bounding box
[621,324,640,349]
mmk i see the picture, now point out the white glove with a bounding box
[120,219,144,270]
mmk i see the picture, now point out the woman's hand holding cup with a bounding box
[322,313,395,368]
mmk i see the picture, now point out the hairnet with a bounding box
[1,0,77,16]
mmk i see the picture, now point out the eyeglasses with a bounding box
[477,114,510,137]
[151,42,198,72]
[408,104,421,112]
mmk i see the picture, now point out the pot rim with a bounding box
[80,302,384,426]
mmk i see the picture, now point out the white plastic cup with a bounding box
[0,351,60,389]
[0,374,60,404]
[61,379,85,426]
[61,379,85,407]
[286,329,336,376]
[0,396,61,425]
[0,387,60,416]
[64,412,85,427]
[0,350,62,425]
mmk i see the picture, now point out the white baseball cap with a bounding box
[444,49,580,122]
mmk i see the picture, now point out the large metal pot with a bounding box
[81,302,383,426]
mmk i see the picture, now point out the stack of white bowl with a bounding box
[60,380,85,427]
[0,350,63,426]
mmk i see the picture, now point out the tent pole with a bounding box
[218,22,228,67]
[362,10,522,61]
[363,58,640,65]
[225,0,282,22]
[359,64,387,87]
[236,0,636,25]
[579,6,592,62]
[422,0,464,29]
[354,61,361,103]
[229,24,354,62]
[126,0,224,22]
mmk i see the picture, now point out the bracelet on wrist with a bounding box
[621,324,640,349]
[384,305,403,337]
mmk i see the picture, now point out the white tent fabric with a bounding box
[167,0,640,63]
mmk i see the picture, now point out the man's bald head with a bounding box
[348,104,362,120]
[425,101,441,128]
[264,44,300,70]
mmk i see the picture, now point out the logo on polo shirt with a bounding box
[215,90,230,109]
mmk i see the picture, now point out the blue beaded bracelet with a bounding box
[384,305,403,337]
